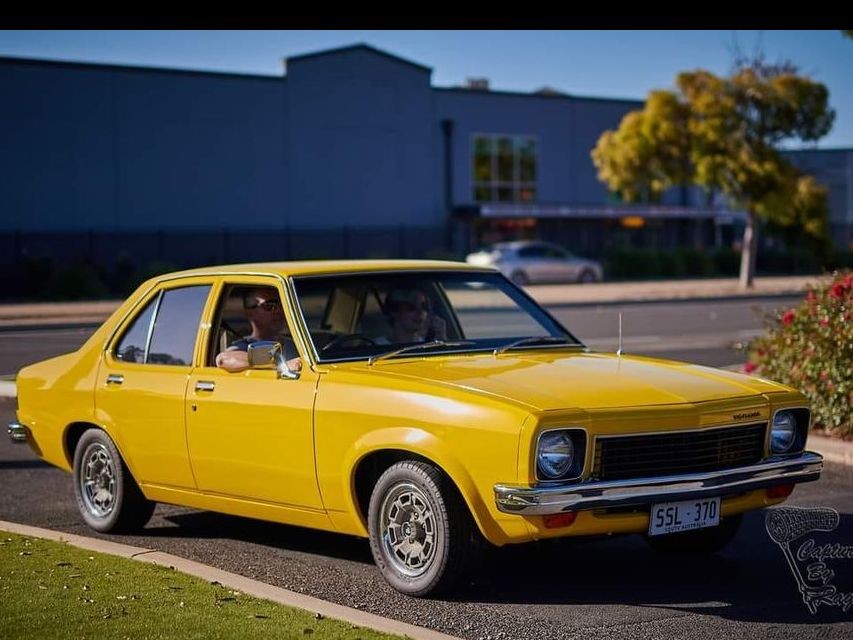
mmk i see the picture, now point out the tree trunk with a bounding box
[739,210,759,289]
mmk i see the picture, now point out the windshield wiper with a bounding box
[368,340,476,365]
[494,336,579,356]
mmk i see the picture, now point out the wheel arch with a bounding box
[345,428,508,545]
[64,422,102,469]
[63,421,139,485]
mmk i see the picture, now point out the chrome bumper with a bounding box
[494,451,823,515]
[7,421,28,443]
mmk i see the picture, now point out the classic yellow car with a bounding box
[10,260,823,596]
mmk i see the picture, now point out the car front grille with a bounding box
[592,422,767,481]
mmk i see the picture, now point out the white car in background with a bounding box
[466,241,604,285]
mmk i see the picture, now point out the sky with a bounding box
[0,30,850,149]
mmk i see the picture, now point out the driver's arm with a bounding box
[215,349,249,372]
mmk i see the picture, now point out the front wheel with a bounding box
[72,428,155,533]
[368,461,476,597]
[645,514,742,556]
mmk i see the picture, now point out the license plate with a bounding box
[648,497,720,536]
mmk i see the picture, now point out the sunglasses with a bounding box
[246,300,281,312]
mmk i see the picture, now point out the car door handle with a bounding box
[195,381,215,392]
[105,374,124,386]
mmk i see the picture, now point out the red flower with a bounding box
[743,361,757,374]
[820,317,830,327]
[781,309,796,325]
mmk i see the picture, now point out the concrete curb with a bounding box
[0,381,15,397]
[0,519,462,640]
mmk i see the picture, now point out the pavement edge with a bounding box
[0,519,462,640]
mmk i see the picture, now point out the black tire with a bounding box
[72,428,155,533]
[368,460,477,597]
[578,269,597,284]
[645,513,742,556]
[510,270,529,286]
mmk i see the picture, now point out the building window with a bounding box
[472,134,537,203]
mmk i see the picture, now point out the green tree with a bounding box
[592,58,834,288]
[593,91,691,203]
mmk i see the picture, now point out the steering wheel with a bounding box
[321,333,377,352]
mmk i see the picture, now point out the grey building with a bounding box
[1,43,849,286]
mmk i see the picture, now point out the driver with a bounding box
[215,286,303,373]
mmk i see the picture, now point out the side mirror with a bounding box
[247,341,299,380]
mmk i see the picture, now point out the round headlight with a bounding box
[771,411,797,453]
[537,431,575,480]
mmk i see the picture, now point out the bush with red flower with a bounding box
[746,270,852,438]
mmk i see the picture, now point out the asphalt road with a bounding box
[1,397,850,639]
[0,296,803,376]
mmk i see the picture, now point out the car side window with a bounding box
[518,246,546,259]
[114,285,210,366]
[147,286,211,366]
[115,298,157,363]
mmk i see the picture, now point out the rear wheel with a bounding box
[578,269,597,284]
[368,461,477,597]
[72,428,155,533]
[645,514,742,555]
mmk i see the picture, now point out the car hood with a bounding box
[364,350,788,411]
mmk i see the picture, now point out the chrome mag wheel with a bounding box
[79,442,117,518]
[380,482,437,577]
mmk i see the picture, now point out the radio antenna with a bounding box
[617,312,623,357]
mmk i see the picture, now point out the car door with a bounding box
[96,278,213,490]
[516,245,549,282]
[184,277,323,511]
[545,244,578,282]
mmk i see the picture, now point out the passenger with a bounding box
[379,288,447,344]
[215,287,302,373]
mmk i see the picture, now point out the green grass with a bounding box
[0,532,402,640]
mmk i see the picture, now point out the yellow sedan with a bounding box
[10,260,823,596]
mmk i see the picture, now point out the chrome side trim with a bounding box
[494,451,823,515]
[7,421,28,443]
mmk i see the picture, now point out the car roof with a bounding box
[156,259,491,280]
[494,240,553,250]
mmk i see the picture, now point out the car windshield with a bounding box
[292,271,582,362]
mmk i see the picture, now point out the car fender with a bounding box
[340,426,511,543]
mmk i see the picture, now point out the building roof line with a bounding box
[434,85,642,106]
[284,43,432,73]
[0,55,283,82]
